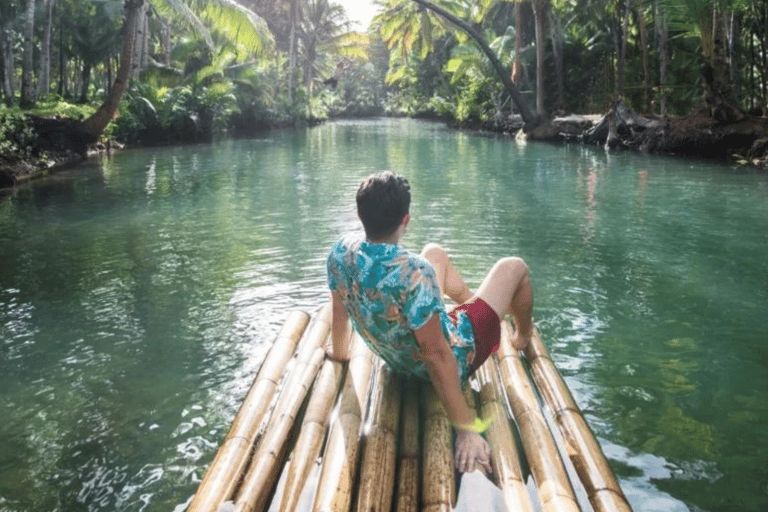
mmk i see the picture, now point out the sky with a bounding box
[336,0,380,30]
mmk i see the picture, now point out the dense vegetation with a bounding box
[1,0,767,177]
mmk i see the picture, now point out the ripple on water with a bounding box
[2,119,767,512]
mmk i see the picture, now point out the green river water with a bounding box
[1,119,767,511]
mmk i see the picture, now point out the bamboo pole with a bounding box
[395,379,420,512]
[421,384,455,512]
[474,358,536,512]
[496,322,580,512]
[230,304,330,442]
[187,310,311,512]
[355,362,401,512]
[311,332,375,512]
[525,332,633,512]
[232,346,326,512]
[276,353,348,511]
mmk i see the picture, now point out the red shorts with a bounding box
[448,297,501,374]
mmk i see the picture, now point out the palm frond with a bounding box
[200,0,273,54]
[153,0,215,49]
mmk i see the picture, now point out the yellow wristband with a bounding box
[454,416,493,434]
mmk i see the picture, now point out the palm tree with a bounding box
[288,0,302,102]
[661,0,747,113]
[298,0,367,117]
[374,0,450,85]
[531,0,547,115]
[655,0,670,115]
[0,0,16,106]
[20,0,36,107]
[71,3,122,103]
[38,0,56,97]
[408,0,537,125]
[81,0,272,139]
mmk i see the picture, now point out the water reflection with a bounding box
[1,119,767,512]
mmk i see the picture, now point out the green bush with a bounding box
[0,112,37,160]
[30,97,97,120]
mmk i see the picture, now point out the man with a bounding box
[326,171,534,473]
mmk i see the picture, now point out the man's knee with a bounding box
[497,257,529,280]
[421,243,447,264]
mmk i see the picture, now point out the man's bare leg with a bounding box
[421,243,473,304]
[474,257,534,349]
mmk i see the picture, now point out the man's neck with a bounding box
[367,233,400,245]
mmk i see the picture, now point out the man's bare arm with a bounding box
[328,291,351,361]
[415,314,491,473]
[414,315,474,426]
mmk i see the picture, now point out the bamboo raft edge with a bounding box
[188,305,634,512]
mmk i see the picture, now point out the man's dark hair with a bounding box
[356,171,411,240]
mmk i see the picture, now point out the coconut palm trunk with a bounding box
[39,0,56,97]
[80,0,144,139]
[131,1,148,79]
[0,2,15,107]
[511,1,522,84]
[549,8,564,112]
[655,0,669,115]
[635,3,650,111]
[617,0,630,99]
[288,0,300,103]
[531,0,547,116]
[20,0,36,108]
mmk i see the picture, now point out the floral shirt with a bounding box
[327,234,476,383]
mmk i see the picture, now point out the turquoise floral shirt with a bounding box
[327,234,476,383]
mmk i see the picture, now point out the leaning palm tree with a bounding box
[407,0,536,126]
[374,0,449,66]
[80,0,272,139]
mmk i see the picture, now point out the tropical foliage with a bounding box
[1,0,767,151]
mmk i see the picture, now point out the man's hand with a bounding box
[455,430,492,474]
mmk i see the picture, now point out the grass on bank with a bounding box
[1,98,100,162]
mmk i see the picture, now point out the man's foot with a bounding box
[509,328,532,350]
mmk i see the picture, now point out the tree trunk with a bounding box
[106,56,112,95]
[131,1,147,79]
[655,0,668,116]
[0,6,15,107]
[760,2,768,107]
[161,19,171,65]
[79,62,91,103]
[57,12,66,98]
[288,0,297,103]
[634,3,650,112]
[140,8,149,71]
[20,0,36,108]
[511,1,522,85]
[531,0,547,116]
[409,0,538,127]
[81,0,144,139]
[39,0,56,97]
[726,12,738,102]
[616,0,629,99]
[0,37,9,107]
[548,7,564,113]
[701,8,741,121]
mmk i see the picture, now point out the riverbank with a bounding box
[449,101,768,170]
[3,105,767,195]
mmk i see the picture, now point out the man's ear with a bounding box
[402,212,411,228]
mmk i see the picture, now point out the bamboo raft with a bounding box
[187,304,635,512]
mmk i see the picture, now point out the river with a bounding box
[1,119,766,512]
